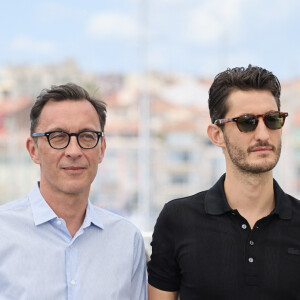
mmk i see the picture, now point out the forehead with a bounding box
[225,89,278,117]
[37,99,100,131]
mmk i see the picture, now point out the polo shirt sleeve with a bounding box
[148,203,181,292]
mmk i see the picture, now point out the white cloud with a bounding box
[185,0,242,45]
[11,36,55,54]
[86,12,139,40]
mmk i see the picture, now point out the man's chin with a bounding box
[61,183,87,195]
[240,161,278,174]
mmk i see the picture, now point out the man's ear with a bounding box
[207,124,226,148]
[98,136,106,164]
[26,137,41,164]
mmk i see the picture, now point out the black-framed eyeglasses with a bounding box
[32,130,104,149]
[214,111,288,133]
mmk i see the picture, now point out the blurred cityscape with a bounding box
[0,60,300,236]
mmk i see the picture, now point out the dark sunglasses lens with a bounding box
[265,112,284,129]
[237,115,257,132]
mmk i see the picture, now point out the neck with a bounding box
[224,169,275,228]
[39,183,89,237]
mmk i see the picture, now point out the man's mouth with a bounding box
[251,146,273,152]
[248,143,275,153]
[63,166,84,170]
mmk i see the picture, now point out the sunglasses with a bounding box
[214,111,288,133]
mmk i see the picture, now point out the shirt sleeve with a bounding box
[131,230,148,300]
[147,203,181,291]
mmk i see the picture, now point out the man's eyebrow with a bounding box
[46,128,100,132]
[79,128,100,131]
[46,128,66,132]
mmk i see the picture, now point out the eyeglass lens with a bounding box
[49,131,99,149]
[237,112,285,132]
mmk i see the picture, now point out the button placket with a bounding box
[66,241,80,295]
[242,223,247,230]
[246,231,257,267]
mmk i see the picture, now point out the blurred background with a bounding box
[1,0,300,251]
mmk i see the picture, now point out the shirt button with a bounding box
[242,224,247,229]
[250,240,254,246]
[248,257,254,263]
[71,280,76,285]
[57,220,62,225]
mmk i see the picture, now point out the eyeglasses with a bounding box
[32,130,104,149]
[214,111,288,133]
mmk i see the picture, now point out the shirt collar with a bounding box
[204,174,292,220]
[29,183,57,226]
[29,182,104,228]
[82,200,104,230]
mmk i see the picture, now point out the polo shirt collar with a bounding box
[205,174,232,215]
[29,182,104,228]
[204,173,292,220]
[272,179,292,219]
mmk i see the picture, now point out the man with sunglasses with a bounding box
[0,83,147,299]
[148,65,300,300]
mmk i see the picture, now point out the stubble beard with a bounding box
[223,133,281,174]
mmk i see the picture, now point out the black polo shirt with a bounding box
[148,174,300,300]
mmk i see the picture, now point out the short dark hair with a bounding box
[30,83,107,134]
[208,65,281,123]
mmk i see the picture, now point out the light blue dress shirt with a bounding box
[0,183,147,300]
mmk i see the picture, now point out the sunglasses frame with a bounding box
[214,111,288,132]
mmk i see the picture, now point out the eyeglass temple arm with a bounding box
[32,132,46,137]
[214,118,235,125]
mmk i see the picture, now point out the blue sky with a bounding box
[1,0,300,80]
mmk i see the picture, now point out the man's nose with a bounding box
[254,118,270,141]
[65,136,82,156]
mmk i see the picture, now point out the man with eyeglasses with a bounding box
[148,65,300,300]
[0,83,147,299]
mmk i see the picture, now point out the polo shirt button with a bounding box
[242,224,247,229]
[71,279,76,285]
[250,240,254,246]
[248,257,254,263]
[57,220,62,225]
